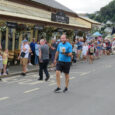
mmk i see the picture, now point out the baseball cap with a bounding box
[23,39,28,42]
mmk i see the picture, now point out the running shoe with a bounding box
[54,87,61,93]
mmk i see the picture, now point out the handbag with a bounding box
[21,52,26,58]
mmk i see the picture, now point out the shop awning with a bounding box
[92,32,102,37]
[0,1,90,30]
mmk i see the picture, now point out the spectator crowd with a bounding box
[0,35,115,78]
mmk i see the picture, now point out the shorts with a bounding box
[106,47,111,50]
[82,51,87,56]
[56,61,71,74]
[3,60,8,65]
[88,53,94,55]
[20,58,28,66]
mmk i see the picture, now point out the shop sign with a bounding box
[57,28,64,32]
[34,25,44,30]
[51,12,69,24]
[6,22,17,28]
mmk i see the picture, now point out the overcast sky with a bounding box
[55,0,113,13]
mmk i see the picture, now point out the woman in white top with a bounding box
[19,40,30,76]
[82,42,88,62]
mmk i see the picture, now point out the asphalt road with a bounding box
[0,55,115,115]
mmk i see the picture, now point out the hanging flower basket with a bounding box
[0,26,6,32]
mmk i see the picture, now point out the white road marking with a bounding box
[70,77,75,80]
[60,75,63,78]
[2,79,29,84]
[0,97,9,101]
[80,71,91,76]
[70,71,82,74]
[24,88,40,94]
[18,79,33,85]
[92,69,96,72]
[2,79,8,82]
[29,81,44,85]
[50,80,55,83]
[49,83,57,86]
[50,75,55,79]
[105,65,112,68]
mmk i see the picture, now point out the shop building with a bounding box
[0,0,100,64]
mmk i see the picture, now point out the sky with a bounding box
[55,0,113,13]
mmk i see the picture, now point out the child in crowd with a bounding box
[3,49,8,75]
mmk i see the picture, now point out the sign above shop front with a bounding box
[6,22,17,28]
[51,12,69,24]
[57,28,64,32]
[34,25,44,30]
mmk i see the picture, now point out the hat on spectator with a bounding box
[23,39,28,42]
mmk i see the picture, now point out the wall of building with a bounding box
[76,17,92,29]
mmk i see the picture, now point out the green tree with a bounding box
[88,0,115,23]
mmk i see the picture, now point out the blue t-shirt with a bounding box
[30,42,35,52]
[57,42,72,62]
[77,42,83,50]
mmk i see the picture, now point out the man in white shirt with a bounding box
[19,39,30,76]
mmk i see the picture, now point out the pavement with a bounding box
[5,64,39,77]
[1,63,51,78]
[0,55,115,115]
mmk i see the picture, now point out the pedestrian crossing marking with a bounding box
[70,77,75,80]
[49,83,57,86]
[105,64,112,68]
[24,88,40,94]
[18,79,33,85]
[50,80,55,83]
[50,75,55,79]
[29,81,44,85]
[1,72,78,86]
[80,71,91,76]
[0,97,9,101]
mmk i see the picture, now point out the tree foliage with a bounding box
[88,0,115,23]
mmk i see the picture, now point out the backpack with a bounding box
[90,47,94,53]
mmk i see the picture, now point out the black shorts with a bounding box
[56,61,71,74]
[88,53,94,55]
[106,47,111,50]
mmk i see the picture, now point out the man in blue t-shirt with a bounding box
[54,34,72,93]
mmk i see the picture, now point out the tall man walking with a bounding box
[54,34,72,93]
[38,39,50,81]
